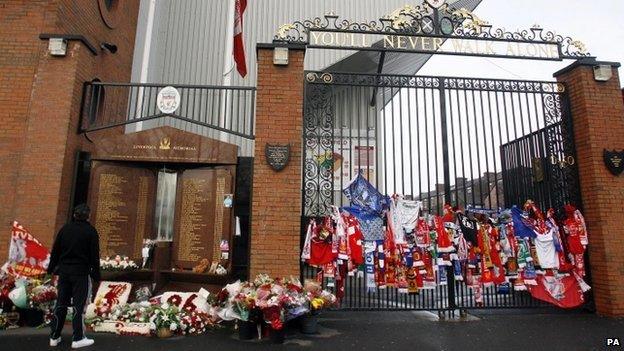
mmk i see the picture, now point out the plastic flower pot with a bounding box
[156,327,173,338]
[238,320,255,340]
[300,314,318,334]
[269,327,285,344]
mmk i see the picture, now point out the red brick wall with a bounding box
[556,63,624,316]
[0,0,49,260]
[250,48,305,279]
[0,0,139,259]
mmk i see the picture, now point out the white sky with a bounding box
[419,0,624,87]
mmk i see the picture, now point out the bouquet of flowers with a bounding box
[109,302,153,324]
[27,277,57,323]
[149,304,182,335]
[179,309,214,335]
[0,275,16,310]
[279,278,309,321]
[100,255,139,271]
[304,280,336,313]
[231,282,258,322]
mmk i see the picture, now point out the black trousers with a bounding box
[50,275,92,341]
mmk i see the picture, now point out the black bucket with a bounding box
[19,308,44,327]
[300,314,318,334]
[238,320,256,340]
[269,327,285,344]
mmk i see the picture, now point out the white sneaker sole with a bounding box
[71,340,95,349]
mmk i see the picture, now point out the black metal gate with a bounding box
[301,71,581,311]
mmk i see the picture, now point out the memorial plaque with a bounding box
[214,168,235,271]
[173,169,216,269]
[89,161,156,260]
[265,143,290,171]
[604,149,624,176]
[92,126,238,165]
[172,167,235,270]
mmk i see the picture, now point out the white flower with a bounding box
[169,323,177,331]
[162,303,170,309]
[149,322,156,330]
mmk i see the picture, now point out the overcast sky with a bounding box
[419,0,624,87]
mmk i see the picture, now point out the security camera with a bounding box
[100,42,118,54]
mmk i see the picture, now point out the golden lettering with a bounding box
[549,45,559,58]
[408,36,420,49]
[361,33,369,47]
[433,38,443,51]
[451,39,463,53]
[397,36,407,49]
[311,31,322,45]
[321,32,333,45]
[421,37,431,50]
[506,43,516,56]
[336,32,347,46]
[485,41,495,55]
[383,35,395,48]
[525,44,537,57]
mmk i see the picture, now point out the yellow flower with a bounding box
[311,298,324,310]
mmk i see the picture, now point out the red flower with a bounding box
[167,294,183,306]
[271,319,283,330]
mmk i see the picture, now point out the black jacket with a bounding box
[47,220,101,282]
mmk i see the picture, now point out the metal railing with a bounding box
[79,82,256,140]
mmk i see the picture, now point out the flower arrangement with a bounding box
[27,279,57,323]
[149,304,182,336]
[100,255,139,271]
[304,280,336,313]
[212,274,337,331]
[179,309,214,335]
[109,302,152,324]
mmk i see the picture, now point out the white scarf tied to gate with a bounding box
[301,220,315,261]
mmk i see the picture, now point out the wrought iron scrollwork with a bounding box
[543,93,564,126]
[303,83,334,216]
[444,78,565,94]
[274,1,590,59]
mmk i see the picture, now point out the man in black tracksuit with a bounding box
[47,204,100,349]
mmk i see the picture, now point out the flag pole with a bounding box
[134,0,157,133]
[220,0,236,143]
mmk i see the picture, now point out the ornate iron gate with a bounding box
[301,71,581,311]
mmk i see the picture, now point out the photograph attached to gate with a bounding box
[301,71,581,311]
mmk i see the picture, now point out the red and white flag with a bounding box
[2,221,50,277]
[233,0,247,77]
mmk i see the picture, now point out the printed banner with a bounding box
[526,274,585,308]
[2,221,50,277]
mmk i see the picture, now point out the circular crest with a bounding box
[156,86,181,114]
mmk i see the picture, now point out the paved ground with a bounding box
[1,309,622,351]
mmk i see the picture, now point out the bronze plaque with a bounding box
[265,143,290,171]
[89,161,156,260]
[172,167,235,270]
[173,169,216,269]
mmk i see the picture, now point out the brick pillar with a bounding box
[554,58,624,316]
[250,45,305,278]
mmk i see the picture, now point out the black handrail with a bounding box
[79,82,256,140]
